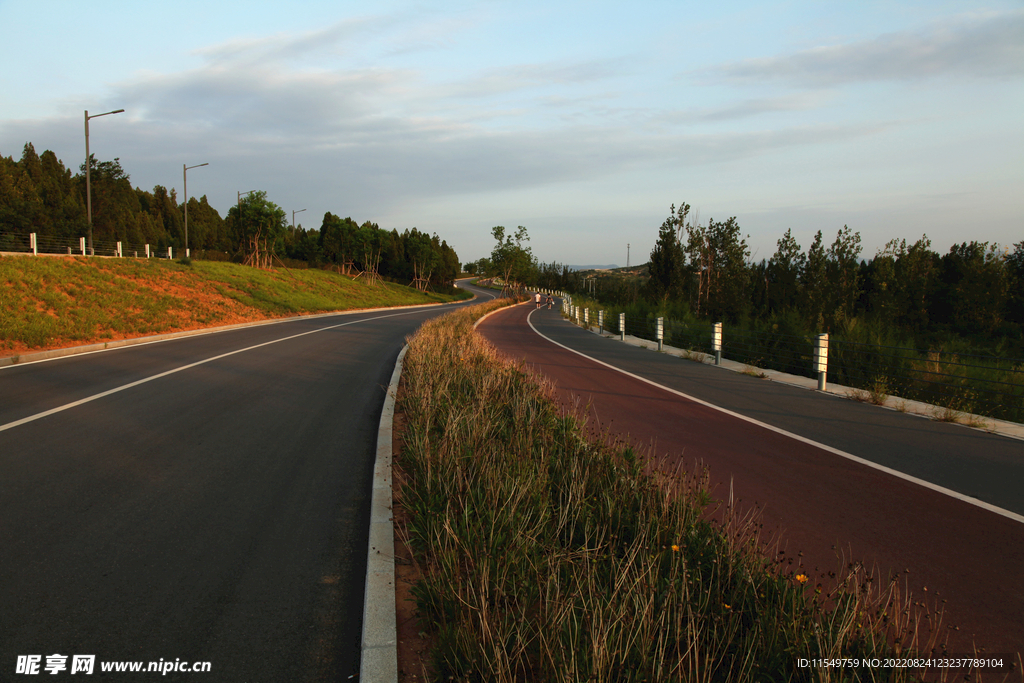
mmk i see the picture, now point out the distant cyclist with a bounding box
[546,294,553,309]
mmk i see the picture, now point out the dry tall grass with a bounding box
[395,303,994,682]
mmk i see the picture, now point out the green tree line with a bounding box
[550,202,1024,357]
[0,143,460,289]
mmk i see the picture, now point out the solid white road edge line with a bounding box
[0,309,428,434]
[524,307,1024,526]
[1,298,464,371]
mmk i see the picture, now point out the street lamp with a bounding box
[236,190,258,254]
[292,208,306,230]
[183,162,209,257]
[237,189,258,229]
[237,190,257,217]
[84,108,125,256]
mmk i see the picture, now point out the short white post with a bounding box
[598,310,605,333]
[657,317,664,351]
[585,308,590,327]
[815,333,829,391]
[145,244,150,258]
[186,248,190,258]
[620,312,625,341]
[30,232,37,255]
[116,241,122,258]
[713,322,723,366]
[80,237,86,255]
[168,246,173,259]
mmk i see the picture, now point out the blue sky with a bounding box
[1,1,1020,266]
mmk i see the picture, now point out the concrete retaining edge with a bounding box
[360,344,407,683]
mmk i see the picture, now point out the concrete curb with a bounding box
[360,344,407,683]
[358,284,502,681]
[472,298,522,330]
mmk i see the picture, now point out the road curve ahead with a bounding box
[0,301,474,681]
[477,299,1024,657]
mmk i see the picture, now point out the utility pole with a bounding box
[237,189,257,231]
[183,162,209,258]
[84,108,124,256]
[627,243,630,269]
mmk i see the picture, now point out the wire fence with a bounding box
[558,294,1024,424]
[0,231,178,259]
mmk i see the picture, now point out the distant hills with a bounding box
[569,264,619,271]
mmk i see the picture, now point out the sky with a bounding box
[1,0,1021,267]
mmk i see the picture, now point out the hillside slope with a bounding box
[0,255,469,357]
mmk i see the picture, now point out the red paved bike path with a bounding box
[477,301,1024,658]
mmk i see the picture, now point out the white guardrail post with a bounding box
[30,233,37,255]
[657,317,664,351]
[815,333,829,391]
[79,237,86,255]
[598,310,604,334]
[620,313,625,341]
[713,322,723,366]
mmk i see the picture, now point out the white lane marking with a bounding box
[523,308,1024,525]
[0,310,429,434]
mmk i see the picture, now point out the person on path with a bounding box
[547,294,553,309]
[535,292,542,308]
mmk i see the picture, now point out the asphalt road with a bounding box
[477,297,1024,658]
[0,302,473,681]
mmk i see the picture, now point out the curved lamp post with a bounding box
[84,108,125,256]
[183,162,209,257]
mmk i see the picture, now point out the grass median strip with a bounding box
[395,302,946,682]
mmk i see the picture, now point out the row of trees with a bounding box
[606,202,1024,352]
[0,143,460,289]
[464,225,572,300]
[315,212,459,290]
[0,142,250,253]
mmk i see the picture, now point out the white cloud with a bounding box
[2,6,1019,264]
[696,10,1024,87]
[442,59,625,99]
[654,93,832,125]
[193,15,399,67]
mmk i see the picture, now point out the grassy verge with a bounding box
[396,304,947,682]
[560,294,1023,424]
[0,255,470,354]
